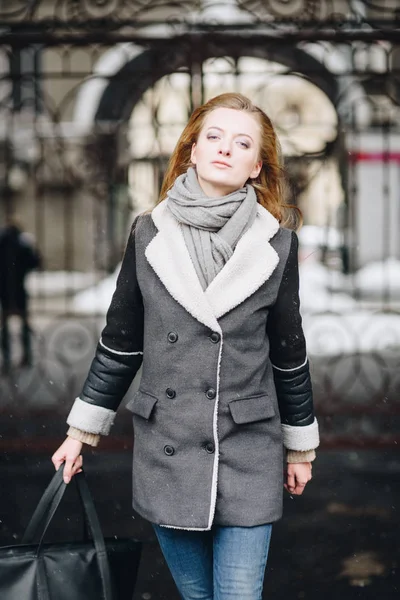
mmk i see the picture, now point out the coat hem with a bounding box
[158,523,212,531]
[132,502,212,531]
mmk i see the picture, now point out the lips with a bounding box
[212,161,231,168]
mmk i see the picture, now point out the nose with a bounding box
[218,140,231,156]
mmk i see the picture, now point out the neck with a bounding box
[196,173,239,198]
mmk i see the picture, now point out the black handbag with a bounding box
[0,464,142,600]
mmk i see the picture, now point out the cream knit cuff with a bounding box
[67,426,100,447]
[286,449,316,463]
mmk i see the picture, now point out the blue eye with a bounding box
[207,135,219,140]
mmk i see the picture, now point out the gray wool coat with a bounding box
[67,199,319,531]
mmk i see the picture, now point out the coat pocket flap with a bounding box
[228,394,275,425]
[126,390,158,420]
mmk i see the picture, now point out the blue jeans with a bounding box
[153,523,272,600]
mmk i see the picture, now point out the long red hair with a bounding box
[158,92,300,228]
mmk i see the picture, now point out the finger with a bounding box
[72,455,84,476]
[63,459,76,483]
[52,455,65,471]
[287,472,296,492]
[73,454,82,467]
[71,456,83,476]
[293,480,307,495]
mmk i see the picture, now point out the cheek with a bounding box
[243,155,258,173]
[193,144,207,167]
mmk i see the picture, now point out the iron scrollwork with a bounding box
[238,0,321,19]
[0,1,399,27]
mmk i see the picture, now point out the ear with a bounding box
[190,143,197,165]
[250,160,262,180]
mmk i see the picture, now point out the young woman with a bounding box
[52,93,319,600]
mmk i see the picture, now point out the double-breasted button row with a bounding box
[168,331,220,344]
[164,444,214,456]
[166,388,216,399]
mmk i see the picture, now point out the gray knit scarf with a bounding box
[167,167,258,290]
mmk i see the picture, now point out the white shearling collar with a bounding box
[145,199,280,330]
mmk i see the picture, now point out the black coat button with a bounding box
[166,388,176,399]
[205,388,216,400]
[205,443,215,454]
[167,332,178,343]
[209,332,220,343]
[164,445,175,456]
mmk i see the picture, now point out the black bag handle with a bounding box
[22,464,114,600]
[22,465,91,543]
[22,465,65,544]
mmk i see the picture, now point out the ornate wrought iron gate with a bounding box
[0,1,399,450]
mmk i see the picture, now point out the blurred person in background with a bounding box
[0,214,41,373]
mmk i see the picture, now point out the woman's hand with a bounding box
[284,462,312,495]
[51,437,84,484]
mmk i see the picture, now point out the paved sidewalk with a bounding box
[0,449,398,599]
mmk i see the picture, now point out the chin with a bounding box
[205,174,238,186]
[197,171,242,195]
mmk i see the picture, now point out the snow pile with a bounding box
[298,260,400,354]
[298,225,342,250]
[33,247,400,357]
[27,271,95,297]
[71,260,355,317]
[303,311,400,356]
[299,262,356,314]
[354,258,400,294]
[72,266,119,314]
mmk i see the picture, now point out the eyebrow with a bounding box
[206,126,254,142]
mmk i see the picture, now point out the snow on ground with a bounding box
[27,271,96,296]
[298,260,400,354]
[303,311,400,356]
[298,225,342,249]
[70,261,357,317]
[28,252,400,356]
[354,258,400,294]
[299,262,355,313]
[72,266,119,314]
[67,258,400,316]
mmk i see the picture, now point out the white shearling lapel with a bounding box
[205,205,280,318]
[145,200,280,328]
[146,201,221,333]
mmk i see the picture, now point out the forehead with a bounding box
[201,107,261,137]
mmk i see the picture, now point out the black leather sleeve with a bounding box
[267,231,314,426]
[79,219,144,411]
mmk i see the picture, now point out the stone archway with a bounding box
[74,34,347,234]
[74,35,342,128]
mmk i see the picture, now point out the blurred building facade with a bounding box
[0,1,399,449]
[1,1,399,272]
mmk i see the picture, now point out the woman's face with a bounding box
[190,107,262,197]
